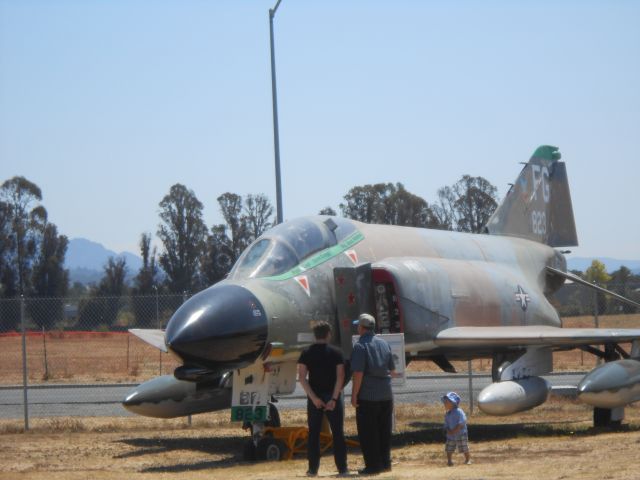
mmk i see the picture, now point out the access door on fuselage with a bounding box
[372,268,404,334]
[333,264,404,358]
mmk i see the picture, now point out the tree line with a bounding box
[0,174,636,331]
[556,260,640,317]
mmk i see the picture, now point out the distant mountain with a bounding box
[567,257,640,274]
[66,238,143,285]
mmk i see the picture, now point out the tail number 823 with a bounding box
[531,210,546,235]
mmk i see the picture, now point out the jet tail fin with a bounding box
[484,146,578,247]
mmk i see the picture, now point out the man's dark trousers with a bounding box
[356,399,393,472]
[306,395,347,473]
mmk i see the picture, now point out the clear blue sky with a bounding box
[1,1,639,260]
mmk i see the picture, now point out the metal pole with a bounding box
[593,284,600,366]
[42,326,49,380]
[269,0,284,224]
[593,284,600,328]
[467,360,474,415]
[20,295,29,431]
[156,288,161,375]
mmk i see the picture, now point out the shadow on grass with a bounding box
[116,435,246,472]
[396,420,640,447]
[116,420,640,473]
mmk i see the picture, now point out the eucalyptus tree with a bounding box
[157,184,208,294]
[608,266,638,315]
[202,193,275,286]
[339,183,389,224]
[384,183,441,228]
[131,233,160,327]
[318,206,337,216]
[0,176,47,296]
[244,193,273,242]
[29,223,69,329]
[217,192,249,260]
[585,260,612,315]
[78,257,128,329]
[340,182,440,228]
[433,175,499,233]
[133,233,158,294]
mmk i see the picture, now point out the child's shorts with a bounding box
[445,433,469,453]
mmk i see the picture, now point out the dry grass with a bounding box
[2,315,640,478]
[0,331,181,383]
[1,398,639,479]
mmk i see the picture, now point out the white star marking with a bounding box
[515,285,531,311]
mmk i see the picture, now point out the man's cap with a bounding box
[352,313,375,328]
[441,391,461,406]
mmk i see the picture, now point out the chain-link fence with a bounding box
[1,283,639,427]
[0,294,187,384]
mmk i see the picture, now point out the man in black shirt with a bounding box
[297,321,348,476]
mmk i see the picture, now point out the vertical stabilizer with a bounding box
[484,146,578,247]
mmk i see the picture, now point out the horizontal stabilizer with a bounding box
[547,266,640,309]
[435,326,640,349]
[129,328,167,352]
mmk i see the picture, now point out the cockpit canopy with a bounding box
[229,216,357,279]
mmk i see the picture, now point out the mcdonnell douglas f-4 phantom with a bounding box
[124,145,640,431]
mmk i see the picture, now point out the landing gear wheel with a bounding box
[593,407,611,427]
[593,407,622,428]
[266,402,281,428]
[256,437,289,461]
[242,439,257,461]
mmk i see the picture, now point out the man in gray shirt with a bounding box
[350,313,396,475]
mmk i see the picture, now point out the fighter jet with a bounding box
[123,145,640,429]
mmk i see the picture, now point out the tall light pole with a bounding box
[269,0,284,224]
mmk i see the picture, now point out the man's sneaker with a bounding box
[306,470,318,477]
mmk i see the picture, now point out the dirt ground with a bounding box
[2,314,639,478]
[1,399,639,480]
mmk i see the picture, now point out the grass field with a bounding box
[1,398,639,479]
[2,315,640,478]
[2,314,638,384]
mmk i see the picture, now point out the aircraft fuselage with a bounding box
[165,217,566,374]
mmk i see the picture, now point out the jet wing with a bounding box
[129,328,167,352]
[435,326,640,349]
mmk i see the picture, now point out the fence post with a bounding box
[156,288,161,375]
[467,360,474,415]
[20,295,29,431]
[592,285,601,366]
[592,283,599,328]
[42,326,49,380]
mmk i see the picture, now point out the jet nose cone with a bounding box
[166,284,268,373]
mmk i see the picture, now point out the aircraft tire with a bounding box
[256,437,289,461]
[593,407,612,428]
[266,402,281,428]
[242,439,257,461]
